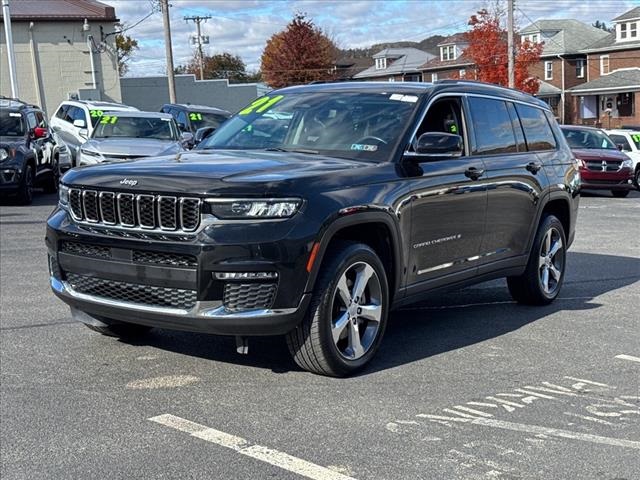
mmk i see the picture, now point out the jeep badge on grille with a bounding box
[120,178,138,187]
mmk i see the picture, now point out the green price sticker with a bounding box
[189,112,203,121]
[100,115,118,124]
[632,134,640,143]
[90,110,104,118]
[238,95,284,116]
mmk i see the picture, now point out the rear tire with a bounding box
[286,242,389,377]
[508,214,566,305]
[16,164,34,205]
[84,320,152,338]
[611,190,629,198]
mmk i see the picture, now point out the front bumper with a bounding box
[0,167,23,192]
[51,276,310,335]
[46,206,317,336]
[579,169,634,190]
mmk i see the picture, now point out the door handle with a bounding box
[526,161,543,174]
[464,167,485,180]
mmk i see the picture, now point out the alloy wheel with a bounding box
[538,227,564,295]
[331,261,383,360]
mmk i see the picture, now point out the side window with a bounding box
[506,102,527,152]
[467,97,517,155]
[26,112,37,130]
[55,104,69,120]
[515,104,557,151]
[175,110,188,130]
[414,97,467,155]
[608,134,631,152]
[35,111,47,128]
[68,106,87,126]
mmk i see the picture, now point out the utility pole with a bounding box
[184,15,211,80]
[160,0,176,103]
[507,0,515,88]
[2,0,20,98]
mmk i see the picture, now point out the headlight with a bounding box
[207,198,302,219]
[0,148,9,162]
[80,149,101,164]
[622,158,633,168]
[59,184,69,207]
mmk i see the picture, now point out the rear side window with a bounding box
[55,104,69,120]
[608,134,631,151]
[468,97,517,155]
[515,104,557,151]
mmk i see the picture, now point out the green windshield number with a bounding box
[189,112,203,121]
[238,95,284,116]
[100,115,118,124]
[90,110,103,118]
[632,134,640,143]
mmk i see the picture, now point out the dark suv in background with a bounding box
[1,97,69,204]
[160,103,231,144]
[47,81,579,376]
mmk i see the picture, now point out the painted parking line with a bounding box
[416,415,640,450]
[615,354,640,364]
[149,414,357,480]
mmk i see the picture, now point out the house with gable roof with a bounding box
[352,48,435,82]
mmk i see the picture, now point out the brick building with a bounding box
[569,7,640,128]
[0,0,121,116]
[420,34,475,82]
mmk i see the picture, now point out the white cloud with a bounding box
[106,0,639,77]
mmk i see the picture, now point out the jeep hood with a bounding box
[61,149,372,195]
[82,137,182,158]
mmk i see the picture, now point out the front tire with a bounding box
[286,242,389,377]
[611,190,629,198]
[42,157,60,194]
[16,164,34,205]
[507,214,566,305]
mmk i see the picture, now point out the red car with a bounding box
[560,125,635,198]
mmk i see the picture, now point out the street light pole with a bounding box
[2,0,20,98]
[507,0,515,89]
[160,0,176,103]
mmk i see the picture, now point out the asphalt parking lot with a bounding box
[1,190,639,480]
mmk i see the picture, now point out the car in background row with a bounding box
[160,103,231,145]
[0,97,70,204]
[77,111,190,166]
[605,129,640,187]
[560,125,634,198]
[50,100,138,166]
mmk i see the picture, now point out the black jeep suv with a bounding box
[47,81,579,376]
[1,97,69,204]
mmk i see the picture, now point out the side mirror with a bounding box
[73,119,86,128]
[180,131,194,147]
[194,126,216,144]
[414,132,463,157]
[79,128,88,139]
[616,143,625,151]
[33,127,48,139]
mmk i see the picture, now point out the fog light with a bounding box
[214,271,278,280]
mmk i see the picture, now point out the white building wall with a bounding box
[0,20,121,117]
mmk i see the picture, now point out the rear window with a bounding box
[468,97,518,155]
[515,104,557,151]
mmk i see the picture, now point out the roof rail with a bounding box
[0,95,39,109]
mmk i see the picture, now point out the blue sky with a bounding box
[107,0,640,77]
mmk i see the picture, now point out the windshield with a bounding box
[92,115,177,140]
[562,128,617,150]
[0,111,25,137]
[189,111,229,129]
[197,91,421,161]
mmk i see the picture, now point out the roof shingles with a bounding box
[0,0,116,21]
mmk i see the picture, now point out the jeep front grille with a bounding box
[68,188,201,233]
[66,273,197,310]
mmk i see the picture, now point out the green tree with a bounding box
[260,13,337,88]
[115,26,139,77]
[176,52,257,83]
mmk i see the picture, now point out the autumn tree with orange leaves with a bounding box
[461,9,543,94]
[261,14,337,88]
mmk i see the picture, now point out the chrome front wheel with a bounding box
[538,227,564,296]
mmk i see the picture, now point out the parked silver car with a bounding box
[77,111,191,166]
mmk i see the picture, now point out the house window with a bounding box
[405,73,421,82]
[528,33,539,43]
[431,73,438,82]
[459,69,466,77]
[600,55,610,75]
[576,59,585,78]
[620,23,627,39]
[440,45,455,61]
[631,22,638,38]
[375,58,387,70]
[388,77,395,82]
[545,61,553,80]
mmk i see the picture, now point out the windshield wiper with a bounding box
[264,147,319,154]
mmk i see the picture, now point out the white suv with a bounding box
[606,129,640,187]
[50,100,138,166]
